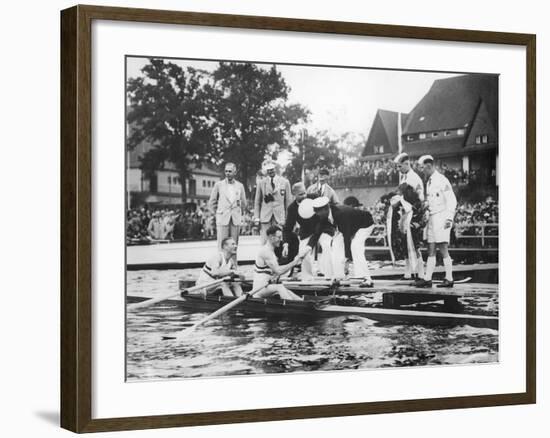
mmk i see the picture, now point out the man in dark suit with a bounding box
[312,197,375,284]
[278,182,320,279]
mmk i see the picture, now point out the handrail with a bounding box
[365,223,499,247]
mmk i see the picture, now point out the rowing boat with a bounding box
[127,286,498,330]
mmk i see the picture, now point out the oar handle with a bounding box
[128,276,231,311]
[171,284,268,340]
[181,276,232,294]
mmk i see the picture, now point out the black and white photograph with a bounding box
[125,56,499,381]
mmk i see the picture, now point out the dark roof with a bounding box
[403,74,498,135]
[362,110,408,156]
[378,110,398,151]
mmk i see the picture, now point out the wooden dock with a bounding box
[127,236,497,273]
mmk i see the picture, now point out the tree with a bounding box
[127,59,221,203]
[213,62,309,194]
[285,130,344,184]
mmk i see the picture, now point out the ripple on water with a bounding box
[126,269,499,380]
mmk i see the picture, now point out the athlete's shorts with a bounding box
[426,211,451,243]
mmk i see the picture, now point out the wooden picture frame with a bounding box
[61,4,536,433]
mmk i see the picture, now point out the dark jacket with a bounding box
[314,204,374,259]
[283,200,321,248]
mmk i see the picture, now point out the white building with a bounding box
[127,142,222,208]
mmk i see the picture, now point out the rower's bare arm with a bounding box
[264,251,298,276]
[208,255,232,277]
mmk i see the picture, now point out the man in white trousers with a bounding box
[311,197,375,285]
[415,155,457,288]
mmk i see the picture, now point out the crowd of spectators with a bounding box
[126,205,259,244]
[328,160,497,189]
[440,164,497,187]
[330,159,400,186]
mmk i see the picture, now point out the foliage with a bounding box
[127,59,221,202]
[212,62,310,192]
[284,130,344,184]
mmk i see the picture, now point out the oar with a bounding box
[162,284,268,341]
[128,276,231,311]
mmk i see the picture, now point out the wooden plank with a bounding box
[318,305,498,330]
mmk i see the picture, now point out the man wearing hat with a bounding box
[311,196,375,283]
[254,160,292,244]
[415,155,457,288]
[394,153,424,201]
[307,167,339,204]
[280,182,320,280]
[393,152,426,281]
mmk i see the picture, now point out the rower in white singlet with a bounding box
[252,225,310,300]
[196,237,244,297]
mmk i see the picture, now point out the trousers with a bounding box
[317,226,374,279]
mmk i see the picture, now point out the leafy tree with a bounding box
[127,59,221,203]
[285,130,344,184]
[213,62,309,194]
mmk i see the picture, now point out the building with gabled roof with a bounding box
[362,109,407,160]
[127,140,223,208]
[362,73,498,178]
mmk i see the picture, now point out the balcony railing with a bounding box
[365,223,498,248]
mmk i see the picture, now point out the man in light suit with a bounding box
[307,167,339,204]
[254,160,293,244]
[208,162,248,249]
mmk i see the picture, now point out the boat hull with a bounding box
[173,293,498,330]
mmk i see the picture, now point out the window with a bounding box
[168,176,171,184]
[432,132,438,138]
[202,180,206,187]
[444,131,451,136]
[475,135,481,144]
[379,145,384,154]
[482,135,488,143]
[419,133,426,139]
[457,129,465,135]
[419,116,425,121]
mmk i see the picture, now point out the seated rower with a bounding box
[253,225,309,301]
[195,237,244,297]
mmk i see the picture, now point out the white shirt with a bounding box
[400,169,425,201]
[426,170,457,220]
[226,179,236,204]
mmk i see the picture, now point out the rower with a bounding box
[195,237,244,297]
[253,225,308,300]
[415,155,457,288]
